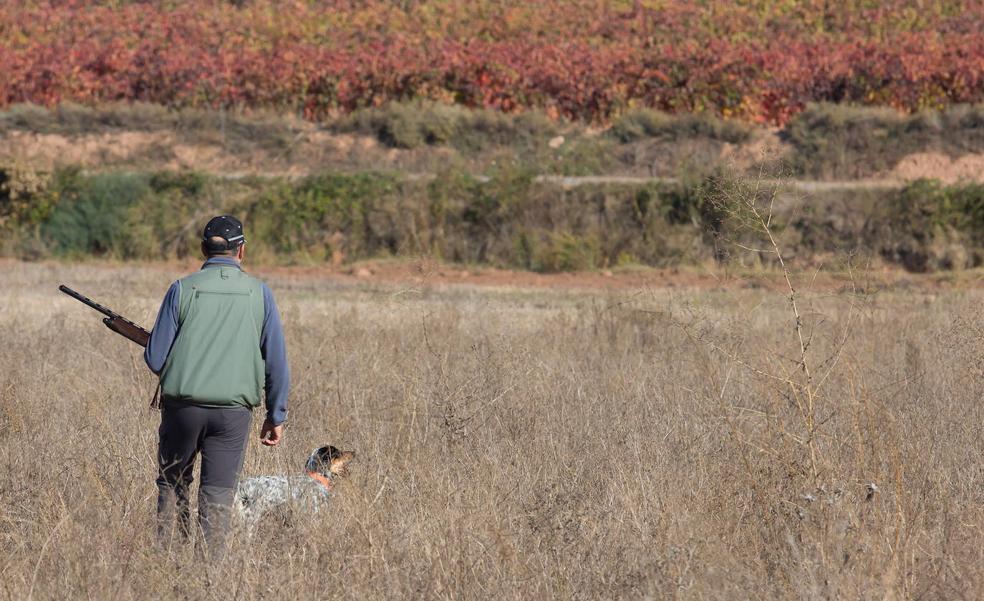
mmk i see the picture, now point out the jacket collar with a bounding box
[201,256,243,271]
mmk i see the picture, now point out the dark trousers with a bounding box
[156,402,252,553]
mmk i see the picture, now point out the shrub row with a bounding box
[10,101,984,182]
[267,102,984,183]
[334,101,559,152]
[6,167,715,269]
[0,102,301,153]
[2,2,984,124]
[785,104,984,179]
[4,166,984,272]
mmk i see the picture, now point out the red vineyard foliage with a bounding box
[1,0,983,124]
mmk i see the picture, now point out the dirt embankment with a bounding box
[0,128,387,176]
[4,126,984,185]
[237,259,984,293]
[887,152,984,184]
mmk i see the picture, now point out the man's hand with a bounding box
[260,418,283,446]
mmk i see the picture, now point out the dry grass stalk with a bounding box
[0,259,980,599]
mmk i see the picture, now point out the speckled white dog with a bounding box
[236,445,355,530]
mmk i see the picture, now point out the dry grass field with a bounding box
[1,259,983,599]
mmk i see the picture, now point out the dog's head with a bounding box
[305,445,356,477]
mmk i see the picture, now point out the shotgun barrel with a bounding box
[59,284,151,347]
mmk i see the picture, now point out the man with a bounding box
[144,215,289,552]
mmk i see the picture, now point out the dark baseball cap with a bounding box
[203,215,246,251]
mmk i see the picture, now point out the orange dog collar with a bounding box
[306,471,333,491]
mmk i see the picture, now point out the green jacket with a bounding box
[159,262,266,408]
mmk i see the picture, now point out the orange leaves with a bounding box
[0,1,981,124]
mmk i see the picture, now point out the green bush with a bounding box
[454,110,557,153]
[784,104,908,179]
[784,103,984,179]
[0,103,298,152]
[545,138,617,176]
[336,100,557,151]
[250,171,399,260]
[424,165,539,264]
[38,169,224,260]
[844,178,984,271]
[0,165,54,230]
[26,165,732,271]
[339,102,461,149]
[881,178,984,235]
[537,232,601,272]
[608,109,753,144]
[122,171,212,260]
[18,165,984,273]
[42,170,151,256]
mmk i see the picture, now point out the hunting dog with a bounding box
[236,445,355,530]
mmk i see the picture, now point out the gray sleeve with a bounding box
[260,283,290,425]
[144,281,180,375]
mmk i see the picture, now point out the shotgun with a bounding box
[59,285,151,347]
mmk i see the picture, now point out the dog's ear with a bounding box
[329,450,356,476]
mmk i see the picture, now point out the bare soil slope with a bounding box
[4,123,984,184]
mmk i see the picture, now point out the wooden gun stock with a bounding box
[103,316,151,347]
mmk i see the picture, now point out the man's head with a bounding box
[201,215,246,261]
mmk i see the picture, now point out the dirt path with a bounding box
[535,175,906,191]
[7,257,976,293]
[260,260,984,294]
